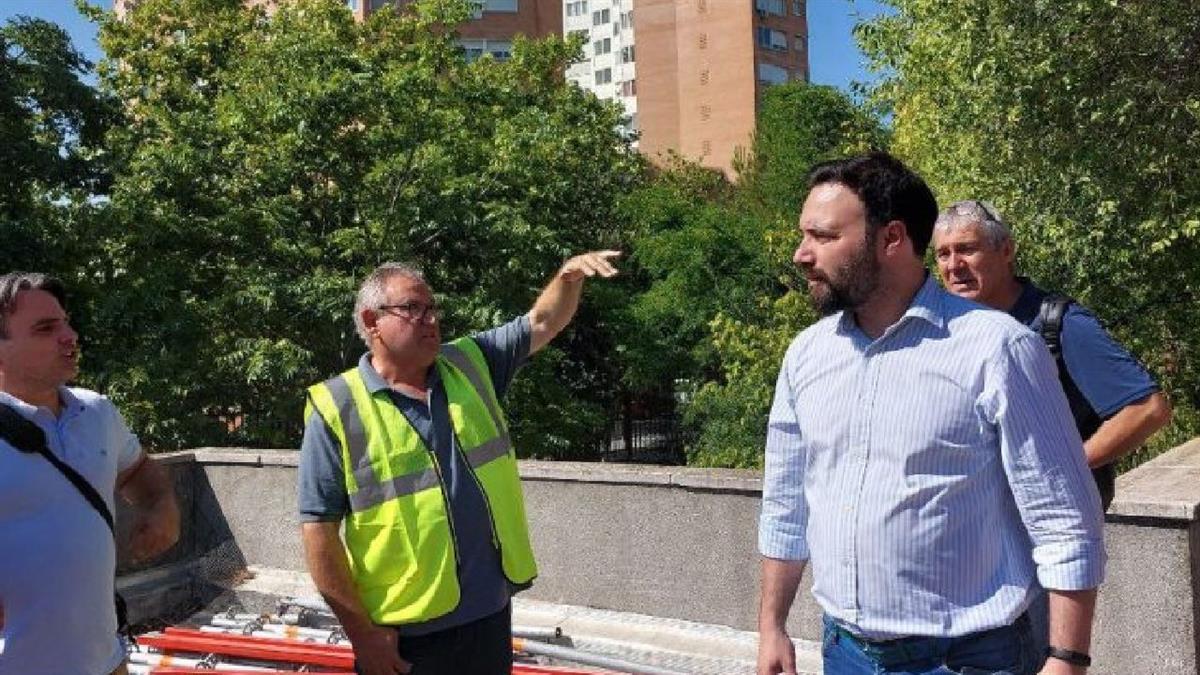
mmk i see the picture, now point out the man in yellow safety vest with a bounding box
[298,252,620,675]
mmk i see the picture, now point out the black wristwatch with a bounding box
[1047,646,1092,668]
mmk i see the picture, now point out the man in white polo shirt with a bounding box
[0,272,180,675]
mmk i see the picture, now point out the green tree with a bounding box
[621,83,885,467]
[858,0,1200,459]
[0,16,115,276]
[82,0,641,454]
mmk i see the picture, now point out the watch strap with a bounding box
[1047,646,1092,667]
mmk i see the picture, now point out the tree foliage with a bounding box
[858,0,1200,455]
[74,0,640,454]
[623,83,885,466]
[0,15,115,275]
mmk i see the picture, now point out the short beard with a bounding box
[806,237,881,315]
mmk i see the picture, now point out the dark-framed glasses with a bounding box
[377,301,442,323]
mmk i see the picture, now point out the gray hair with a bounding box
[0,272,67,339]
[353,262,427,346]
[934,200,1013,248]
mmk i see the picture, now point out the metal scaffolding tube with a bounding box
[513,637,689,675]
[209,617,344,642]
[128,650,275,671]
[512,625,565,641]
[138,627,355,669]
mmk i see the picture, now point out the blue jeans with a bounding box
[821,614,1040,675]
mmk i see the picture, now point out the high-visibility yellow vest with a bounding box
[305,337,537,625]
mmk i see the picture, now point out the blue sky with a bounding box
[1,0,890,92]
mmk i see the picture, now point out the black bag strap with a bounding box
[0,402,115,536]
[1038,293,1072,360]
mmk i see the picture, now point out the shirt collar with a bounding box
[356,352,440,396]
[1008,276,1045,325]
[0,387,83,421]
[836,272,946,336]
[904,273,946,329]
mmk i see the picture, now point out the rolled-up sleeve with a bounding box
[987,333,1106,590]
[758,346,810,561]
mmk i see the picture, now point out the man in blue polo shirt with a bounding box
[0,272,180,675]
[932,200,1173,670]
[299,252,620,675]
[932,200,1172,507]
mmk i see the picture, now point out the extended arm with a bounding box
[301,522,409,675]
[117,454,180,562]
[1083,391,1171,468]
[527,250,620,355]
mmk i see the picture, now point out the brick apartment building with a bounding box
[569,0,808,176]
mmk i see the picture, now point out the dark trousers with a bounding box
[359,604,513,675]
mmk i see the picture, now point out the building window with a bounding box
[481,0,518,11]
[619,79,637,97]
[699,69,709,85]
[795,34,806,52]
[701,140,712,155]
[461,38,513,62]
[620,11,633,30]
[756,27,788,51]
[699,104,711,121]
[345,0,358,10]
[757,62,788,85]
[755,0,785,16]
[595,68,612,85]
[792,0,803,16]
[566,1,588,17]
[570,29,589,42]
[594,38,611,55]
[488,40,512,59]
[592,8,610,26]
[698,32,708,50]
[619,45,635,63]
[369,0,391,10]
[697,0,707,13]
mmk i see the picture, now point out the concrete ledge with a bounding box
[519,460,762,493]
[188,447,300,467]
[180,452,764,493]
[1109,439,1200,521]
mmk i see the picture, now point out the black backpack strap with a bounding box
[0,403,115,535]
[1038,293,1072,360]
[1035,295,1111,507]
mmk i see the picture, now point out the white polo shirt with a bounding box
[0,387,142,675]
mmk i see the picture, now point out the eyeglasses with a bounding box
[377,301,442,323]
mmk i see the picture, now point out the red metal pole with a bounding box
[138,628,354,669]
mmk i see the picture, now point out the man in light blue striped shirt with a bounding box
[757,153,1105,675]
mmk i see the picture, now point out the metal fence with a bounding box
[600,415,685,465]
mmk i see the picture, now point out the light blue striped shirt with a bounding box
[759,275,1105,639]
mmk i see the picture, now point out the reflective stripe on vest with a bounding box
[305,337,537,625]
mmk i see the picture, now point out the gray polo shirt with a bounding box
[297,316,530,635]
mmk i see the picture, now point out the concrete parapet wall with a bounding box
[119,441,1200,675]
